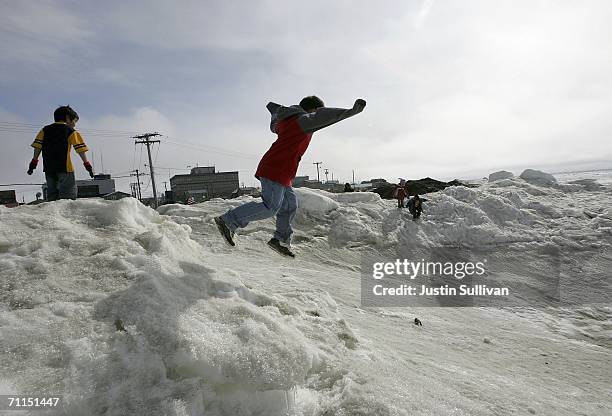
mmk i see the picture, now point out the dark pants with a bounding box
[409,207,422,220]
[45,172,77,201]
[397,198,404,208]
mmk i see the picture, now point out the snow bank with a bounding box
[289,176,611,254]
[295,187,339,216]
[1,172,611,416]
[332,191,382,204]
[488,170,514,181]
[0,198,389,416]
[519,168,557,186]
[567,178,605,191]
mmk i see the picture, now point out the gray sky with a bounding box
[1,0,611,201]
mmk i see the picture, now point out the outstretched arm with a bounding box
[298,99,366,133]
[267,102,281,133]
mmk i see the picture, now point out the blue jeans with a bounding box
[222,177,298,244]
[45,172,77,201]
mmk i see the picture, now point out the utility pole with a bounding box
[133,133,161,208]
[130,169,147,201]
[352,170,355,186]
[131,169,141,200]
[162,181,168,192]
[324,168,329,183]
[313,162,323,183]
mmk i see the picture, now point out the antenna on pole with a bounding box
[133,132,161,208]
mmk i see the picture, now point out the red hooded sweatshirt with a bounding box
[255,101,365,187]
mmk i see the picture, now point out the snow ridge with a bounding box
[1,173,610,415]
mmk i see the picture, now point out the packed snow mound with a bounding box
[332,191,382,204]
[294,187,339,216]
[2,173,611,416]
[0,198,389,416]
[520,169,557,186]
[292,187,383,211]
[567,178,605,191]
[289,179,610,252]
[488,170,514,181]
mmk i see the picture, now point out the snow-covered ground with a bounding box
[555,169,612,186]
[0,170,610,416]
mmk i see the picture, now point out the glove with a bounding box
[83,160,94,178]
[27,159,38,175]
[353,98,366,111]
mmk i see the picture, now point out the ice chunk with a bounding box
[295,187,339,215]
[520,169,557,185]
[488,170,514,181]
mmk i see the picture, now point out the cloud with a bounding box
[1,0,611,190]
[93,68,141,88]
[80,107,177,179]
[414,0,436,29]
[0,0,91,69]
[86,107,176,137]
[99,1,398,52]
[0,108,46,201]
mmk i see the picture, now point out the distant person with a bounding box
[407,194,425,220]
[27,105,94,201]
[215,96,366,257]
[393,179,407,208]
[344,182,354,192]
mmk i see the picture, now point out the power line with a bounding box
[154,142,161,163]
[149,165,190,170]
[111,169,135,176]
[0,129,138,138]
[0,120,260,160]
[138,142,144,172]
[0,121,140,135]
[131,142,137,172]
[0,183,45,186]
[163,137,259,160]
[163,135,255,155]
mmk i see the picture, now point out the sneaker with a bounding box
[267,238,295,258]
[214,216,235,246]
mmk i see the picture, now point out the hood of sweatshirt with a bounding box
[276,105,307,120]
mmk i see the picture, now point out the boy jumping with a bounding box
[215,96,366,257]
